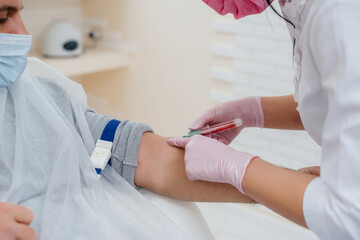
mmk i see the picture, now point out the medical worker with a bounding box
[168,0,360,239]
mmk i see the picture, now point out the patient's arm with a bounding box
[134,132,255,203]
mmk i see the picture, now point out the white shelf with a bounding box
[30,48,129,77]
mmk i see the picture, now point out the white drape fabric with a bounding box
[0,58,191,239]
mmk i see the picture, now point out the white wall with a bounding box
[83,0,217,137]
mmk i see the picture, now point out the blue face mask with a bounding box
[0,33,32,88]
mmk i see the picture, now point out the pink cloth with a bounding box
[203,0,273,19]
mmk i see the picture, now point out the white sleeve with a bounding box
[303,1,360,239]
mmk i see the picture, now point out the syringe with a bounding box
[183,119,243,138]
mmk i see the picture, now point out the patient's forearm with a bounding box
[134,132,255,203]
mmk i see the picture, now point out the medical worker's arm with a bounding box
[189,95,303,145]
[242,158,317,227]
[134,132,255,203]
[167,135,319,227]
[261,95,304,130]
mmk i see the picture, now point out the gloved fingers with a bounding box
[167,137,191,148]
[211,127,243,145]
[185,171,197,182]
[211,132,234,145]
[214,137,227,144]
[188,108,216,130]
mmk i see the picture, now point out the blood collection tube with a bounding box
[183,119,243,138]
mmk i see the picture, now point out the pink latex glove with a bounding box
[203,0,273,20]
[167,135,257,194]
[189,96,264,145]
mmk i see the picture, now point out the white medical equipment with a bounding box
[42,20,83,58]
[90,139,113,176]
[90,119,121,176]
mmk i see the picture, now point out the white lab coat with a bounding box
[281,0,360,239]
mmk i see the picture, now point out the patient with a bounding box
[0,0,253,239]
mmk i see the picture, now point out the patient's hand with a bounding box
[135,132,255,203]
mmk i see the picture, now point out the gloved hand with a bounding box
[167,135,257,194]
[188,96,264,145]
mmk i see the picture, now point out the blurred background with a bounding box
[23,0,320,239]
